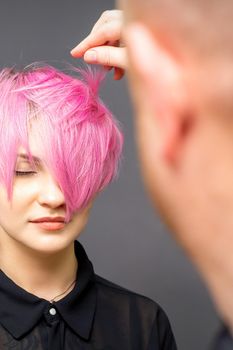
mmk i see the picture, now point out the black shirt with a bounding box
[0,241,177,350]
[211,325,233,350]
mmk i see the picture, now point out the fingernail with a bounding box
[70,46,80,56]
[84,50,97,63]
[70,48,76,55]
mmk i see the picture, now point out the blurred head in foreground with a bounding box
[119,0,233,327]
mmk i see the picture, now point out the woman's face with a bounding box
[0,134,92,254]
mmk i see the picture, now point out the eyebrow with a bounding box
[17,153,41,163]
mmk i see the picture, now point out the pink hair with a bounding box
[0,64,123,220]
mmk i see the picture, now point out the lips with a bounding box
[30,217,65,223]
[29,217,66,231]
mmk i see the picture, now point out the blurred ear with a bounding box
[124,23,192,163]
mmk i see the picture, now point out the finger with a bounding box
[83,46,127,70]
[70,22,122,57]
[90,10,123,34]
[90,14,108,34]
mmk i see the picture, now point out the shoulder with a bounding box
[94,273,158,311]
[211,324,233,350]
[93,274,177,349]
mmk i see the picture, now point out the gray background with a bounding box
[0,1,219,349]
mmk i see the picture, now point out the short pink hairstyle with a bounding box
[0,64,123,220]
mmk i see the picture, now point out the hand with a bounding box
[70,10,127,80]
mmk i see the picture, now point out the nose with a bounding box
[37,173,65,209]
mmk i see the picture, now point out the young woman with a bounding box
[0,64,177,349]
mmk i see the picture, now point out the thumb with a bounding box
[83,46,127,70]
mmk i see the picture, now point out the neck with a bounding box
[174,191,233,333]
[193,224,233,333]
[0,237,78,302]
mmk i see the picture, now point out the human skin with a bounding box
[0,63,122,304]
[72,7,233,333]
[0,126,92,302]
[71,10,127,80]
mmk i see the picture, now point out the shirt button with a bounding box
[49,307,57,316]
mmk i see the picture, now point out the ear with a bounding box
[124,23,192,162]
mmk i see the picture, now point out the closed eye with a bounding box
[15,171,37,176]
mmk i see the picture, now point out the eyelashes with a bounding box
[15,171,37,176]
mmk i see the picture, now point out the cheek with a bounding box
[71,207,92,234]
[0,186,17,228]
[0,185,11,209]
[11,180,38,208]
[0,181,37,218]
[135,109,160,174]
[134,111,168,208]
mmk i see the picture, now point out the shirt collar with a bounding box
[0,241,97,340]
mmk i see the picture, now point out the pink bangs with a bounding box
[0,64,123,220]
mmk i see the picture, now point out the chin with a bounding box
[23,234,76,255]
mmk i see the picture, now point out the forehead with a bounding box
[16,147,41,162]
[17,124,44,162]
